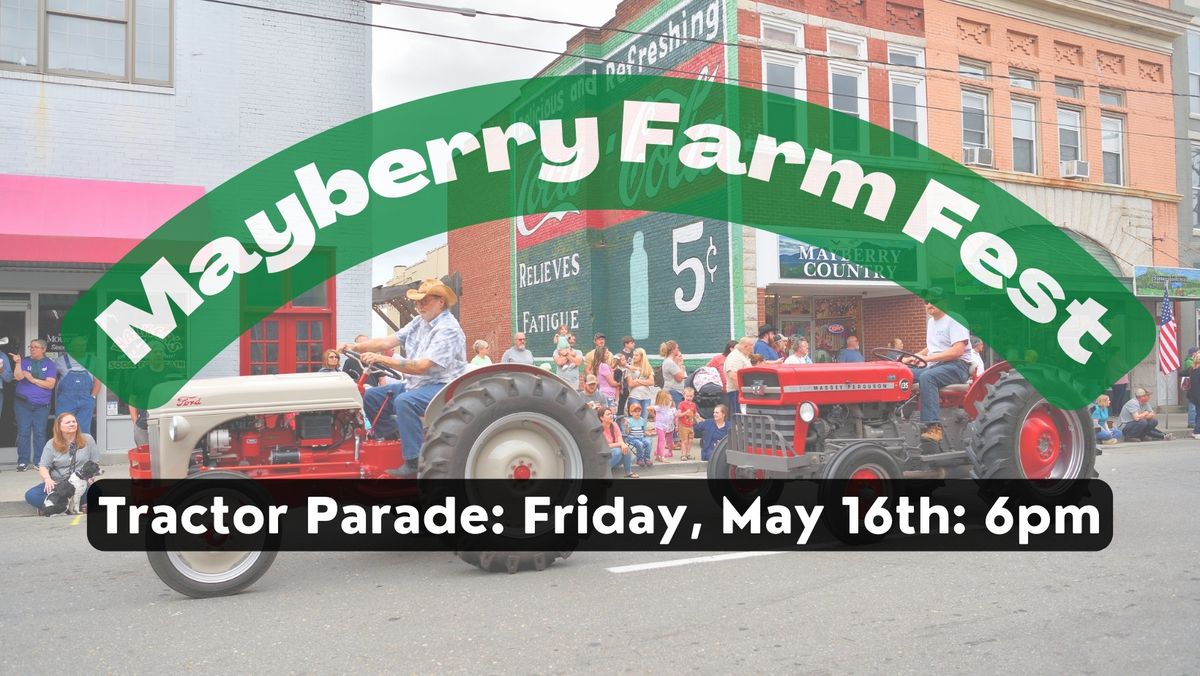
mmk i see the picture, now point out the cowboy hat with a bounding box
[406,278,458,306]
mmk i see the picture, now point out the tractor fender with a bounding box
[423,363,575,424]
[963,362,1012,420]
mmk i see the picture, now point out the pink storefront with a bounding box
[0,174,204,458]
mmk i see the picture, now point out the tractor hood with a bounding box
[149,372,363,419]
[738,361,914,404]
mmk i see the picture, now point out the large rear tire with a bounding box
[419,371,608,573]
[146,471,278,598]
[967,370,1095,485]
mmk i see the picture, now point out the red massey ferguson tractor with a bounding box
[708,350,1097,486]
[130,353,611,597]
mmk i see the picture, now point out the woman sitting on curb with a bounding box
[25,412,101,514]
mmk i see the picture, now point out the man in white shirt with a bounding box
[722,337,755,412]
[902,295,975,443]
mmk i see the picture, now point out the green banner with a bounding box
[63,75,1154,410]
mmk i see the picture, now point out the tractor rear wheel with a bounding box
[967,370,1095,485]
[419,371,608,573]
[146,471,278,598]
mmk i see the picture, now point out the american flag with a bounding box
[1158,288,1179,374]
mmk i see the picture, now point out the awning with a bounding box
[0,174,204,264]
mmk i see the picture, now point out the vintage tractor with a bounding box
[130,354,609,597]
[708,351,1097,487]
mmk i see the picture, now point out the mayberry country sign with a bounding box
[61,75,1153,410]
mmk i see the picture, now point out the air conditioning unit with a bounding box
[1060,160,1090,179]
[962,147,993,167]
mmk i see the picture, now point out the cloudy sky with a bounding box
[367,0,622,317]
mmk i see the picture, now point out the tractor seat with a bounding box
[938,382,972,408]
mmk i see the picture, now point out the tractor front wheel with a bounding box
[146,471,278,598]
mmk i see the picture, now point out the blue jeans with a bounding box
[392,382,445,463]
[56,394,97,436]
[1121,418,1161,440]
[1189,402,1196,429]
[627,436,652,463]
[363,383,406,439]
[1096,427,1123,442]
[608,445,633,475]
[909,361,970,424]
[25,482,90,511]
[14,399,50,466]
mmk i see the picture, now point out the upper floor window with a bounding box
[0,0,171,85]
[1009,68,1036,90]
[961,89,990,149]
[761,21,800,46]
[1058,107,1083,162]
[1190,31,1200,116]
[1099,88,1125,107]
[827,31,866,61]
[887,45,923,68]
[959,58,989,80]
[1101,115,1125,185]
[1055,78,1082,99]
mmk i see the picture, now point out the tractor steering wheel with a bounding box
[871,348,928,370]
[340,348,404,381]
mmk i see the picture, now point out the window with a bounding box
[1101,115,1124,185]
[1191,145,1200,229]
[961,90,989,149]
[959,59,989,79]
[1099,88,1125,107]
[1009,68,1036,90]
[763,52,805,139]
[830,64,868,151]
[827,32,866,60]
[0,0,171,84]
[887,45,923,67]
[1190,31,1200,116]
[1058,107,1082,162]
[240,277,336,376]
[890,73,925,152]
[1011,100,1037,173]
[762,22,799,46]
[1055,79,1082,99]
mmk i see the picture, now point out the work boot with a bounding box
[385,459,419,479]
[920,423,944,443]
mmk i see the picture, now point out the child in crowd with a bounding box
[651,390,677,462]
[624,403,653,466]
[677,387,698,461]
[1091,394,1122,445]
[554,324,571,351]
[696,404,730,462]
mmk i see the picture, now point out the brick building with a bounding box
[0,0,372,458]
[923,0,1187,396]
[447,0,1187,380]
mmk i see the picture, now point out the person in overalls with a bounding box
[55,342,100,436]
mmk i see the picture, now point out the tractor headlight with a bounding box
[799,402,817,423]
[168,415,190,442]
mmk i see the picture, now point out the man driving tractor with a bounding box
[338,278,466,478]
[902,291,976,443]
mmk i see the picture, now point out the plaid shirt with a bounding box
[395,310,467,389]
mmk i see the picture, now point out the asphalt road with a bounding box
[3,443,1197,674]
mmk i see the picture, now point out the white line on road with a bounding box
[606,551,787,574]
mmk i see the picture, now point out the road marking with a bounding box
[71,514,82,527]
[606,551,787,574]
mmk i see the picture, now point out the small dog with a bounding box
[42,461,103,516]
